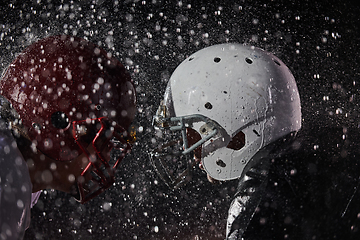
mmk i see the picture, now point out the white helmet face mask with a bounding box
[151,43,301,188]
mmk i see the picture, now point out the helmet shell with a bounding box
[0,35,136,161]
[166,43,301,180]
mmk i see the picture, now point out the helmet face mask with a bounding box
[72,117,133,203]
[151,101,226,188]
[0,35,136,203]
[151,43,301,187]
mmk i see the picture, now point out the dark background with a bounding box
[1,0,360,239]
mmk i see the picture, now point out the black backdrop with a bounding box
[1,0,360,239]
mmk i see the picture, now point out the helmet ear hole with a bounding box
[216,159,226,167]
[227,131,245,150]
[51,111,70,129]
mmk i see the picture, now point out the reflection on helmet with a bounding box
[0,35,136,203]
[151,43,301,188]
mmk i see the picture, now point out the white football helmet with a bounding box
[151,43,301,188]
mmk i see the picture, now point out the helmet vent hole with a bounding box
[189,57,194,61]
[227,131,245,150]
[253,129,261,137]
[245,57,253,64]
[204,102,213,110]
[216,159,226,168]
[273,59,281,66]
[51,111,70,129]
[214,57,221,63]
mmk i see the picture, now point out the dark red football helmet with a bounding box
[0,35,136,203]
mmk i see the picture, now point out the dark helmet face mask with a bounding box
[72,117,135,203]
[149,128,196,189]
